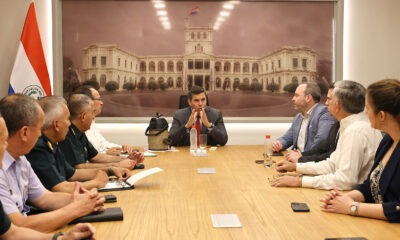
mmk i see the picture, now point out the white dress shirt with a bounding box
[85,121,120,153]
[297,112,382,190]
[297,104,317,152]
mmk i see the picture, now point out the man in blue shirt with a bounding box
[0,111,96,240]
[0,94,104,232]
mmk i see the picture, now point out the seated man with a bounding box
[59,94,144,170]
[272,82,336,152]
[169,85,228,146]
[271,80,383,190]
[26,96,129,193]
[0,114,96,240]
[286,86,340,163]
[74,85,132,155]
[0,94,104,232]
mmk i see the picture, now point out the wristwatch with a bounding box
[207,122,213,131]
[350,202,360,216]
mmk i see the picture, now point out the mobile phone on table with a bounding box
[104,194,117,203]
[325,238,367,240]
[291,202,310,212]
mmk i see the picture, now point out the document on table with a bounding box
[99,167,164,191]
[197,168,216,174]
[211,214,242,228]
[126,167,164,185]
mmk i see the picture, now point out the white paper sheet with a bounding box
[126,167,164,185]
[211,214,242,228]
[197,168,216,174]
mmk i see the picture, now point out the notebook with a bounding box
[69,207,123,224]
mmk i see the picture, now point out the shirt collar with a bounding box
[340,112,367,132]
[301,103,317,118]
[40,135,58,154]
[2,150,18,171]
[70,123,85,139]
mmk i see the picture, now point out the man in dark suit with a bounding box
[169,86,228,146]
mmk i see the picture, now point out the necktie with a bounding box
[195,117,201,147]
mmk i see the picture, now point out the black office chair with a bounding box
[178,94,210,109]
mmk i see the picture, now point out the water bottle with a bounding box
[264,134,273,168]
[190,126,198,151]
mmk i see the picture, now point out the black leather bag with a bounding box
[145,113,171,150]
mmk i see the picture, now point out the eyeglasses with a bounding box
[93,98,103,101]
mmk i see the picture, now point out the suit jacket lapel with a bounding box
[380,138,400,196]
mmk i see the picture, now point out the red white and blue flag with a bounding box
[9,2,52,98]
[188,6,200,16]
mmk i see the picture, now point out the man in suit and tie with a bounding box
[272,82,336,153]
[169,85,228,146]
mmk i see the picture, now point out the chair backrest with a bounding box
[178,94,210,109]
[179,95,189,109]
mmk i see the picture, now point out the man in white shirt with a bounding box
[271,80,382,190]
[74,86,133,155]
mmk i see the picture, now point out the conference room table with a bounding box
[61,145,400,239]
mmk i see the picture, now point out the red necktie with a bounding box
[195,117,201,147]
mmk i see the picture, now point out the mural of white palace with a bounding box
[82,21,317,92]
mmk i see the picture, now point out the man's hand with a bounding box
[286,149,302,163]
[94,170,109,188]
[117,159,136,170]
[275,160,296,172]
[184,109,198,129]
[105,147,121,156]
[272,140,283,152]
[128,151,144,164]
[63,223,96,240]
[72,183,103,215]
[121,145,133,153]
[112,167,130,180]
[271,175,302,187]
[198,108,212,128]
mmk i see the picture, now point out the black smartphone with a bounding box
[291,202,310,212]
[104,194,117,203]
[325,238,367,240]
[134,163,145,169]
[255,160,264,164]
[272,152,284,156]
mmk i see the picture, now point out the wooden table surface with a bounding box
[62,145,400,240]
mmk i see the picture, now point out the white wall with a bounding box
[343,0,400,84]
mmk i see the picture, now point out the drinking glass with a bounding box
[199,134,207,150]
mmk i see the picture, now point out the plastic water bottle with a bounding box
[190,126,198,151]
[264,134,273,168]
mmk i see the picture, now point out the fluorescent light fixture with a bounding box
[217,16,225,22]
[159,16,168,21]
[220,11,230,17]
[223,3,234,10]
[157,10,167,16]
[154,3,166,9]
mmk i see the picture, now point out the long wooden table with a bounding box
[63,146,400,239]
